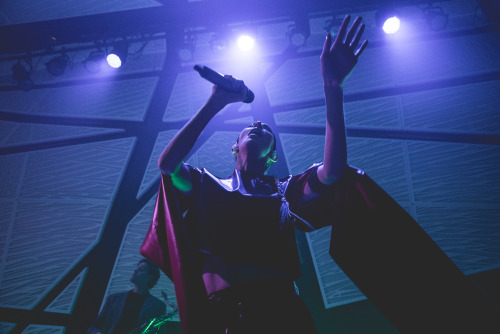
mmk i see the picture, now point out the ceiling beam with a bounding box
[0,0,437,55]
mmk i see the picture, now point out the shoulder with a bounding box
[145,295,166,313]
[146,294,166,307]
[102,291,129,307]
[108,291,128,298]
[280,163,321,188]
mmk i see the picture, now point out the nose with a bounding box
[254,121,262,129]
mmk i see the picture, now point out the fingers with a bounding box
[321,33,333,56]
[355,39,369,58]
[350,23,365,49]
[333,15,351,47]
[324,14,368,59]
[345,16,362,45]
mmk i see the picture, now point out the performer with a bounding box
[141,10,500,333]
[142,15,367,334]
[88,258,167,334]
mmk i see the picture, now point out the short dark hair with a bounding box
[138,258,160,289]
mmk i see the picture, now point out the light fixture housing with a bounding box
[84,50,106,73]
[12,60,34,91]
[45,54,69,76]
[423,5,449,31]
[177,33,196,62]
[287,19,311,48]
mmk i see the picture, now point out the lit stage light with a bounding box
[106,53,122,68]
[237,35,255,51]
[106,42,128,69]
[376,8,401,35]
[382,16,401,34]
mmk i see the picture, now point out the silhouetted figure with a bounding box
[88,258,166,334]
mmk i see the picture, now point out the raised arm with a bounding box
[158,77,248,190]
[316,15,368,186]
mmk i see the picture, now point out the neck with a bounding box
[235,157,267,176]
[133,285,149,296]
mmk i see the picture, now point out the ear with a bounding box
[264,153,278,170]
[231,143,239,154]
[268,151,278,162]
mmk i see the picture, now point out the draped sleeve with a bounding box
[284,164,500,333]
[141,164,500,334]
[140,173,208,334]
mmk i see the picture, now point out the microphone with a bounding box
[194,65,255,103]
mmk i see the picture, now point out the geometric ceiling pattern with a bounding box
[1,0,499,333]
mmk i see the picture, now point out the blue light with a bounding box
[106,53,122,68]
[237,35,255,51]
[383,16,401,34]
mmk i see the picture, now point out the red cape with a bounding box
[141,166,500,333]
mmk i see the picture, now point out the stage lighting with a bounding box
[423,5,449,31]
[12,60,34,91]
[45,54,69,76]
[287,20,310,48]
[383,16,401,34]
[237,34,255,51]
[107,42,128,68]
[177,44,195,62]
[376,7,401,34]
[177,33,196,62]
[83,50,105,73]
[209,32,229,53]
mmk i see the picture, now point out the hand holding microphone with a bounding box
[194,65,255,103]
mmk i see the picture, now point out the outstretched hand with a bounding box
[321,15,368,87]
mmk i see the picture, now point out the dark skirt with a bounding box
[206,279,317,334]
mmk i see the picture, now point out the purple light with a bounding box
[106,53,122,68]
[237,35,255,51]
[383,16,401,34]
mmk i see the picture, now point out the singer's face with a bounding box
[237,121,276,159]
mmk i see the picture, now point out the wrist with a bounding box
[323,81,343,90]
[323,83,343,99]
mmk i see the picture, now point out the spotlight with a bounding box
[106,42,128,68]
[12,60,34,91]
[287,20,310,48]
[45,54,69,76]
[423,6,449,31]
[83,50,105,73]
[376,7,402,34]
[177,33,196,62]
[237,34,255,51]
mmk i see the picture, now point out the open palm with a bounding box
[321,15,368,87]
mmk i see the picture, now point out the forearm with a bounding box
[158,99,224,175]
[317,83,347,185]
